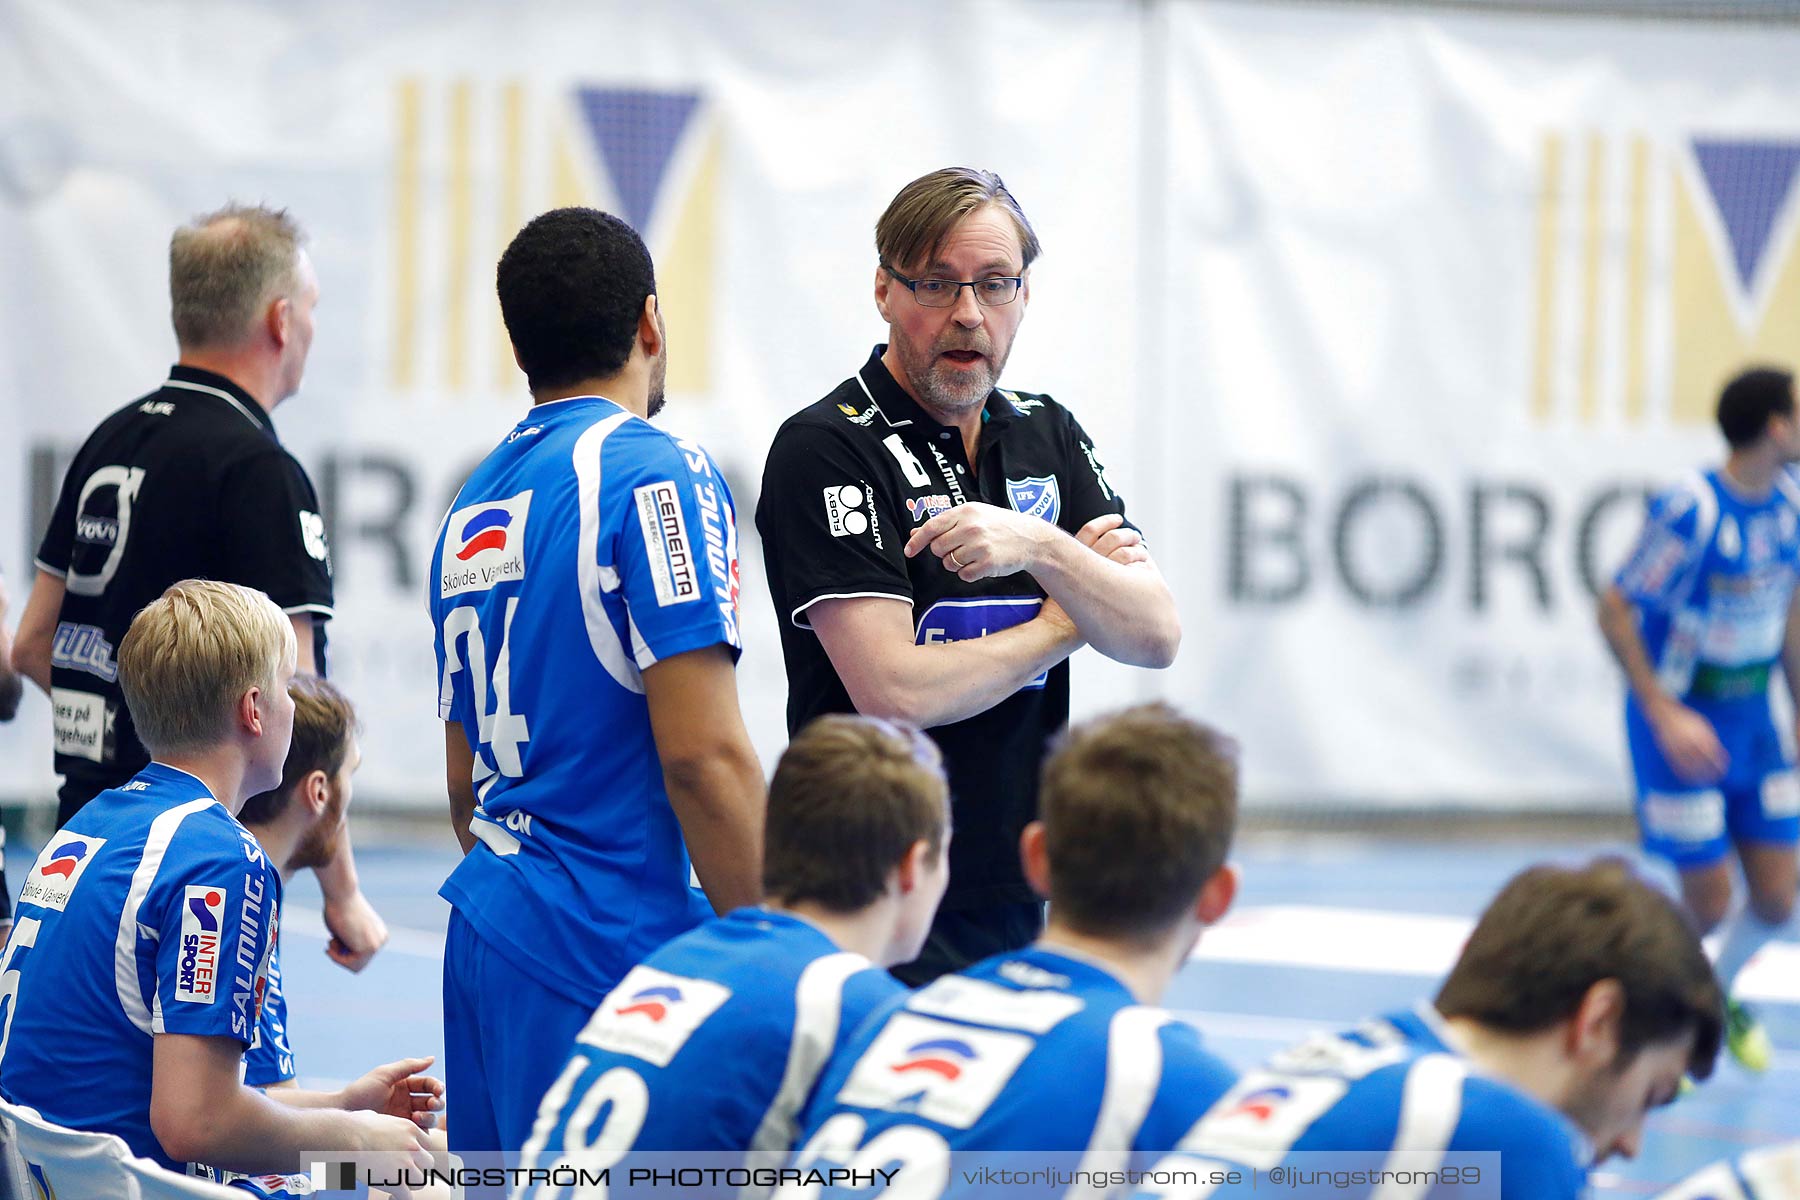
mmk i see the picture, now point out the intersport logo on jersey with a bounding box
[177,884,226,1004]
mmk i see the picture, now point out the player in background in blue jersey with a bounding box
[513,715,951,1194]
[0,581,436,1181]
[784,704,1241,1192]
[1600,365,1800,1072]
[431,208,765,1157]
[1144,859,1722,1200]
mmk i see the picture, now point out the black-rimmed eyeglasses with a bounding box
[883,264,1023,308]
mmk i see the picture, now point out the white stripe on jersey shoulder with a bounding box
[162,378,264,432]
[746,951,873,1169]
[791,592,913,630]
[280,603,335,619]
[1776,470,1800,513]
[1371,1053,1468,1199]
[853,371,911,428]
[573,411,647,695]
[116,797,222,1035]
[30,558,67,580]
[1677,468,1719,543]
[1073,1006,1173,1194]
[626,610,657,671]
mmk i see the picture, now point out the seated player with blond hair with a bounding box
[515,714,951,1185]
[0,580,435,1183]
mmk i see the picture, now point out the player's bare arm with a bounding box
[0,575,23,721]
[810,593,1081,730]
[443,721,479,855]
[10,567,62,696]
[151,1034,432,1176]
[1597,583,1728,783]
[905,504,1179,668]
[644,643,765,913]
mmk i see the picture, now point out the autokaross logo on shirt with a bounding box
[823,483,884,550]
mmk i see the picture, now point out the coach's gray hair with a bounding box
[169,203,308,349]
[875,167,1042,274]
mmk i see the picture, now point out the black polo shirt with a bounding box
[757,346,1132,910]
[35,366,334,817]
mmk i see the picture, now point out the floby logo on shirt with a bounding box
[441,491,532,598]
[177,885,226,1005]
[299,509,331,569]
[1005,475,1061,524]
[20,834,106,912]
[836,1013,1034,1130]
[916,598,1048,689]
[824,485,869,538]
[635,480,701,608]
[578,965,731,1068]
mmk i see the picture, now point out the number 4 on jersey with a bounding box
[440,597,531,794]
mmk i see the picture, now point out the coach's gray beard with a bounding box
[919,360,994,416]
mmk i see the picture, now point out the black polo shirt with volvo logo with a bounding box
[35,365,335,823]
[757,345,1134,912]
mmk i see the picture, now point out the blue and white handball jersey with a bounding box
[518,908,902,1177]
[0,763,281,1172]
[1616,468,1800,703]
[1138,1005,1589,1200]
[429,396,744,1003]
[244,939,295,1087]
[787,945,1237,1192]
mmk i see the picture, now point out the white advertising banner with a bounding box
[4,1,1798,807]
[1155,3,1800,804]
[0,0,1148,805]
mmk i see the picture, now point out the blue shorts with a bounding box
[443,909,600,1156]
[1627,696,1800,868]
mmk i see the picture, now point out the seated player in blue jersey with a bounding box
[1600,365,1800,1072]
[785,704,1241,1187]
[0,581,435,1183]
[1144,859,1723,1199]
[513,714,949,1189]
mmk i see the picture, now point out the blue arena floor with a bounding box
[9,826,1796,1196]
